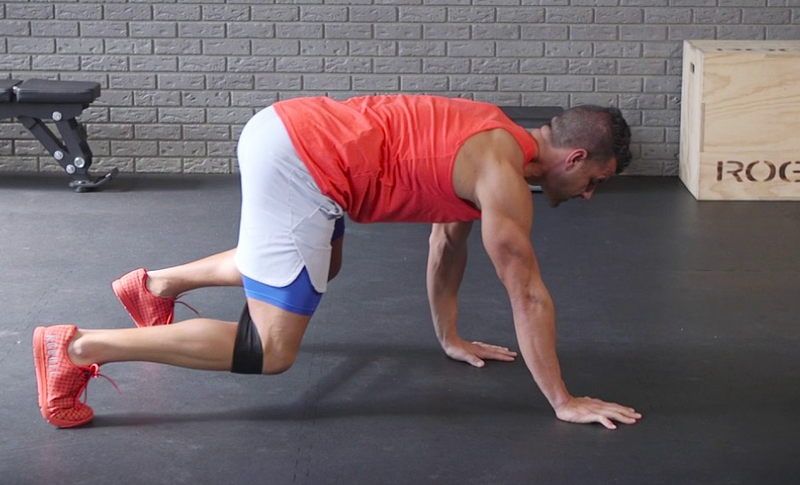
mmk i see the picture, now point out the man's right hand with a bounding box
[554,396,642,430]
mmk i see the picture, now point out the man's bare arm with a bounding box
[427,221,517,367]
[474,157,641,428]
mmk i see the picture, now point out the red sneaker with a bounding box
[33,325,98,428]
[112,268,176,327]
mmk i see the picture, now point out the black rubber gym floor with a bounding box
[1,173,798,485]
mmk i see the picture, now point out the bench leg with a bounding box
[17,115,117,192]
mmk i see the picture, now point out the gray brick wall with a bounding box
[1,0,799,176]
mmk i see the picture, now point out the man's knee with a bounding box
[231,304,302,376]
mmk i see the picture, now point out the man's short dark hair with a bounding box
[549,105,632,174]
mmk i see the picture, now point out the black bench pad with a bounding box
[0,80,22,103]
[11,79,101,104]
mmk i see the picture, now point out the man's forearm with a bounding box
[511,297,571,409]
[426,223,471,345]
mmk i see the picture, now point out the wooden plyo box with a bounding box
[679,40,800,200]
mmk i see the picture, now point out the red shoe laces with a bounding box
[78,363,121,404]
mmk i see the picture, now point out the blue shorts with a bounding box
[242,218,344,316]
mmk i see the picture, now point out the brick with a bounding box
[301,40,349,56]
[35,55,80,71]
[207,141,238,157]
[350,6,398,22]
[473,24,520,40]
[100,90,133,106]
[0,157,37,172]
[275,57,324,73]
[325,57,372,73]
[129,22,177,39]
[643,42,682,58]
[112,140,157,156]
[521,93,569,108]
[129,56,177,72]
[693,8,741,24]
[546,76,594,91]
[0,20,29,36]
[423,24,471,39]
[375,24,423,40]
[471,58,518,74]
[184,158,231,173]
[644,8,692,23]
[423,58,469,74]
[228,57,275,73]
[447,7,496,22]
[597,76,643,92]
[520,58,567,74]
[716,25,767,39]
[545,41,593,58]
[545,7,593,23]
[206,108,252,124]
[324,24,371,39]
[31,21,77,37]
[202,5,250,21]
[89,124,133,139]
[300,6,347,21]
[743,8,790,23]
[154,5,201,21]
[231,92,278,107]
[252,6,300,22]
[401,75,449,91]
[158,74,205,90]
[448,41,495,57]
[620,25,667,40]
[179,22,226,39]
[642,109,679,126]
[154,39,200,55]
[208,74,254,90]
[595,8,643,24]
[643,76,680,93]
[767,26,800,39]
[667,25,716,40]
[8,38,55,54]
[7,4,53,19]
[228,22,274,38]
[570,93,619,106]
[159,108,206,124]
[253,40,300,56]
[80,21,128,38]
[450,75,497,91]
[203,39,250,55]
[136,157,181,173]
[520,25,569,40]
[352,75,400,91]
[56,5,102,20]
[304,75,351,90]
[136,124,182,140]
[619,59,666,75]
[104,4,152,20]
[374,58,421,73]
[498,75,545,91]
[399,41,445,57]
[110,108,157,124]
[569,59,617,75]
[570,25,618,41]
[629,126,665,143]
[399,7,447,22]
[596,42,644,60]
[179,56,226,72]
[497,7,545,22]
[350,40,397,56]
[159,141,205,157]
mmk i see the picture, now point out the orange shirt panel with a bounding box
[273,95,538,223]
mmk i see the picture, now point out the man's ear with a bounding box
[565,148,589,170]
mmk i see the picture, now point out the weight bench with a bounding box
[0,78,117,192]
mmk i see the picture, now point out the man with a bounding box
[33,94,641,430]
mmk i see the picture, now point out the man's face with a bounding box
[542,155,616,208]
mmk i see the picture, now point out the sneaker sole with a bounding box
[32,327,93,428]
[112,278,148,328]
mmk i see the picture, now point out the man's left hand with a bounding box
[442,337,518,368]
